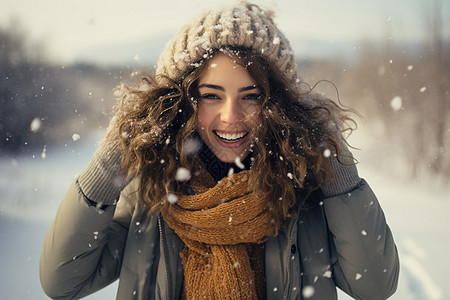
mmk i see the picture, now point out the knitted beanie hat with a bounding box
[156,0,298,86]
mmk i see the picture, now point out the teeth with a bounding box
[216,131,246,141]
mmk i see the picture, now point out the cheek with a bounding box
[244,106,262,137]
[196,105,211,144]
[197,104,210,130]
[245,105,262,123]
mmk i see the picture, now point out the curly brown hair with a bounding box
[111,48,356,228]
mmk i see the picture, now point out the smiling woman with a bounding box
[197,52,262,163]
[40,1,399,299]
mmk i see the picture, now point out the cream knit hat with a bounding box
[156,0,298,85]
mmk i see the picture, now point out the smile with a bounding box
[214,131,248,142]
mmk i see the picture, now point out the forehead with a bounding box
[198,53,255,85]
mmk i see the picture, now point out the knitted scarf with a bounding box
[161,167,277,299]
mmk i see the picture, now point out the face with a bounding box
[197,53,262,163]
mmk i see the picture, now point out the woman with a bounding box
[40,2,399,299]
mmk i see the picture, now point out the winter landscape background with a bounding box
[1,0,449,299]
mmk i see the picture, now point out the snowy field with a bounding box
[1,131,449,300]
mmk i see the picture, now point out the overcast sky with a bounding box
[1,0,448,64]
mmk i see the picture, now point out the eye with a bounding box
[201,93,220,100]
[242,93,263,101]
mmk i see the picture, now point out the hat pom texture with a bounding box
[156,1,298,85]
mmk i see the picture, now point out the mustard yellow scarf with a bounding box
[161,169,277,299]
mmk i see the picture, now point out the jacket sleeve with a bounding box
[39,179,134,299]
[323,179,399,300]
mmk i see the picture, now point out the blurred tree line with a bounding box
[348,1,449,180]
[0,22,126,155]
[299,1,449,180]
[1,7,448,180]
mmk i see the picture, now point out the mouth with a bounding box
[214,130,248,143]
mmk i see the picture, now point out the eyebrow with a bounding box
[198,84,260,93]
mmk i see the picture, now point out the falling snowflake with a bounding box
[183,138,201,156]
[167,193,178,204]
[72,134,81,141]
[175,167,191,182]
[302,286,315,298]
[234,157,245,169]
[323,270,332,278]
[41,145,47,159]
[30,118,42,132]
[390,96,402,111]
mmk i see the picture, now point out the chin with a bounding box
[214,148,249,164]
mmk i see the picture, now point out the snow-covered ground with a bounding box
[1,131,449,299]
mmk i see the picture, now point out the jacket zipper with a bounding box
[283,220,295,300]
[158,216,173,300]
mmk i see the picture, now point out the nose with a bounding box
[220,98,242,124]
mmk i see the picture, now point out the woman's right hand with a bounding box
[78,115,130,206]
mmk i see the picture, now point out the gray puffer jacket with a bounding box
[40,178,399,299]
